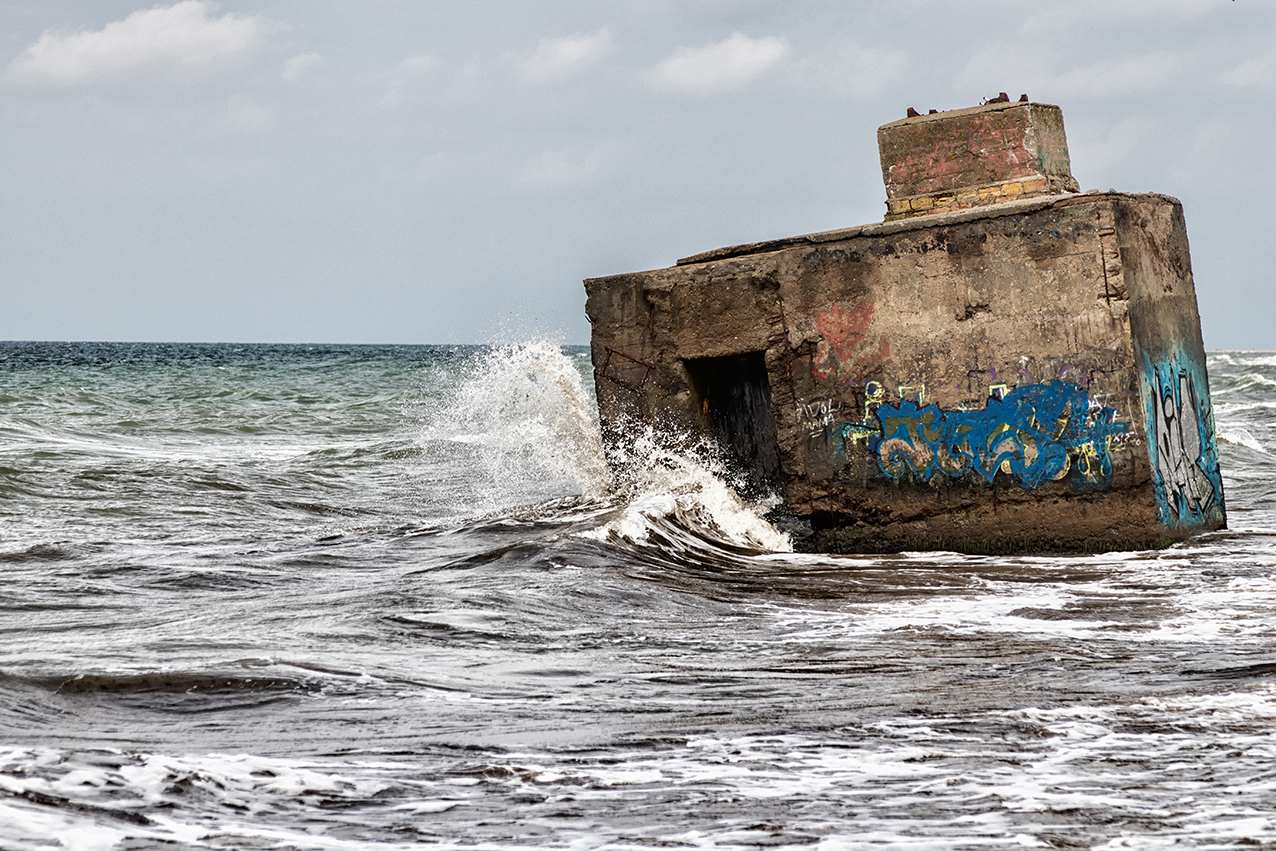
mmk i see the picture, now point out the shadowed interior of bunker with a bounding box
[684,352,783,498]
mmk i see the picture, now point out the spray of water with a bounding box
[429,341,610,504]
[430,342,792,552]
[589,421,794,553]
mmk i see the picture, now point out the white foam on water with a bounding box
[1211,352,1276,369]
[577,422,793,553]
[1218,427,1268,453]
[0,748,451,851]
[471,711,1276,846]
[1234,373,1276,391]
[732,549,1276,650]
[6,693,1276,851]
[1215,399,1276,414]
[0,802,126,851]
[429,342,792,552]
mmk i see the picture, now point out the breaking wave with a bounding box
[1219,427,1268,454]
[430,342,792,553]
[581,422,793,553]
[426,341,610,505]
[1228,373,1276,392]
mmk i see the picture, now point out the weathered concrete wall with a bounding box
[1116,198,1227,531]
[585,191,1225,553]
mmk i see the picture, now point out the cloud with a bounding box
[398,55,438,75]
[5,1,271,87]
[224,93,272,130]
[1222,49,1276,88]
[1068,114,1156,180]
[380,54,442,107]
[283,53,322,82]
[955,47,1179,101]
[1050,53,1179,98]
[518,28,614,84]
[1193,118,1230,153]
[1019,0,1219,36]
[817,44,907,98]
[646,32,789,96]
[520,143,616,186]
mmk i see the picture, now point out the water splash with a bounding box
[432,342,792,552]
[584,419,794,553]
[428,341,610,505]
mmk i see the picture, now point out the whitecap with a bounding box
[578,421,793,553]
[1218,428,1268,453]
[1235,373,1276,391]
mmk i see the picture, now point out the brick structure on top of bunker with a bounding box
[584,96,1225,554]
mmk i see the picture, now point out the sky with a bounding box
[2,0,1274,347]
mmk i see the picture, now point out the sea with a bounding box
[0,341,1274,851]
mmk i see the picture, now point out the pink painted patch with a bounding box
[812,302,890,380]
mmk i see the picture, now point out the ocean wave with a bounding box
[1219,428,1269,453]
[1210,352,1276,368]
[578,419,793,554]
[429,342,792,554]
[1214,399,1276,415]
[0,748,405,851]
[1233,373,1276,391]
[425,340,610,507]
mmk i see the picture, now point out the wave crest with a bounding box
[584,421,793,553]
[432,343,792,553]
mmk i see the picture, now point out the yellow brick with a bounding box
[1022,177,1048,193]
[978,186,1000,200]
[1001,182,1023,196]
[957,190,980,204]
[909,195,934,211]
[887,199,911,215]
[933,194,956,206]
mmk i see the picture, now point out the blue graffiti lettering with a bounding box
[836,381,1128,489]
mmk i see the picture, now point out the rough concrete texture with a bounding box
[585,192,1225,553]
[878,101,1080,221]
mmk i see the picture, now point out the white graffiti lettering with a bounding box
[1153,371,1219,518]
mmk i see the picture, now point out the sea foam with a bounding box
[433,342,792,552]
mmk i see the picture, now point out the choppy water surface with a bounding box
[0,342,1274,850]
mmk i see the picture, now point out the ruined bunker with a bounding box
[585,98,1225,553]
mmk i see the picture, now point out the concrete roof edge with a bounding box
[877,100,1062,131]
[662,191,1180,271]
[676,194,1079,267]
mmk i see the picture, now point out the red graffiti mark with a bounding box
[812,302,890,380]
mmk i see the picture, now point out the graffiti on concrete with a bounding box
[812,302,890,381]
[827,381,886,449]
[799,398,844,438]
[1144,354,1224,527]
[835,381,1128,489]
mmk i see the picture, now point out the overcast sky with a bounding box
[2,1,1274,347]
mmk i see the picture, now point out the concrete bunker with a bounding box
[585,97,1226,554]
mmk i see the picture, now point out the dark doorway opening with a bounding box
[684,352,783,498]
